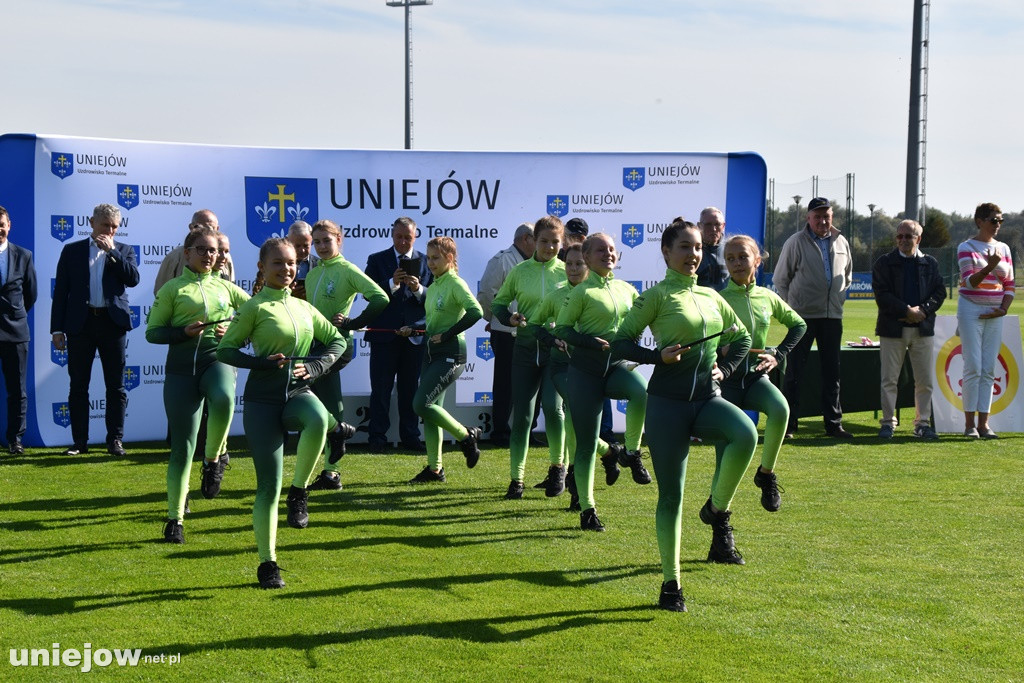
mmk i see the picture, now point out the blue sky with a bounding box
[5,0,1023,218]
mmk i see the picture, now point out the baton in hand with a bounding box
[682,323,739,348]
[358,327,426,336]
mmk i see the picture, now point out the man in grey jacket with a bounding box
[477,222,534,445]
[774,197,854,438]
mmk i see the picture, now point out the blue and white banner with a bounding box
[0,134,766,445]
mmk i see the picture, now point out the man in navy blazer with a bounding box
[50,203,140,456]
[364,217,432,452]
[0,206,38,455]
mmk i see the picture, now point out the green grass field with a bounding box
[1,299,1022,681]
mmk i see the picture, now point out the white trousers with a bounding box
[956,297,1004,413]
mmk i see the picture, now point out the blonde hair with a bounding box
[427,236,458,272]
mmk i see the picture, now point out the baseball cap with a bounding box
[807,197,831,212]
[565,217,589,237]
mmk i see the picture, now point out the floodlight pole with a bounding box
[386,0,433,150]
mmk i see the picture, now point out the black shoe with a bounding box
[533,476,549,489]
[580,507,605,532]
[200,457,228,499]
[826,426,854,439]
[459,427,481,468]
[401,440,427,453]
[409,466,446,484]
[619,448,652,485]
[218,452,231,466]
[257,560,285,589]
[699,497,744,565]
[565,464,578,497]
[286,485,309,529]
[658,580,687,612]
[505,480,525,500]
[327,422,357,464]
[307,469,342,491]
[753,469,783,512]
[567,487,581,511]
[107,439,126,457]
[545,464,566,498]
[64,444,89,456]
[8,439,24,455]
[163,519,184,544]
[601,443,623,486]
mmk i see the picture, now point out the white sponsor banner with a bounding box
[931,315,1024,433]
[2,134,765,445]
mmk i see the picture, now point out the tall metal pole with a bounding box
[868,203,876,267]
[905,0,930,222]
[387,1,432,150]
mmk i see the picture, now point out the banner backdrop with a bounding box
[0,134,766,446]
[931,315,1024,433]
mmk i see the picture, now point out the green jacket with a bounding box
[423,269,483,362]
[718,279,805,389]
[146,268,250,376]
[217,286,345,405]
[554,270,638,376]
[613,269,750,401]
[306,254,389,342]
[535,281,573,367]
[491,255,566,364]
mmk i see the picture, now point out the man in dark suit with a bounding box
[0,206,38,455]
[51,203,140,456]
[364,217,431,452]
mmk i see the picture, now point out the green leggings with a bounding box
[720,375,789,473]
[550,366,610,467]
[245,393,336,563]
[311,349,353,474]
[564,364,647,511]
[165,364,237,521]
[508,358,564,481]
[645,394,756,583]
[413,357,469,471]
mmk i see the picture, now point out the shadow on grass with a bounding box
[0,490,166,512]
[153,605,654,654]
[0,587,215,616]
[0,539,152,565]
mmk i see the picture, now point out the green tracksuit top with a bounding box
[718,279,806,390]
[216,286,346,405]
[423,269,484,362]
[554,270,638,376]
[612,269,750,401]
[306,254,389,341]
[146,268,251,376]
[491,255,567,352]
[535,281,573,366]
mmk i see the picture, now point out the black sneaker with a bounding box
[257,560,285,589]
[505,480,525,500]
[200,457,228,499]
[699,497,744,565]
[619,448,652,485]
[752,469,783,512]
[545,464,567,498]
[409,466,446,484]
[565,464,578,497]
[327,422,357,464]
[567,490,581,512]
[286,485,309,529]
[600,443,623,486]
[658,580,687,612]
[162,519,184,544]
[459,427,481,468]
[533,475,549,489]
[580,507,605,532]
[218,452,231,467]
[107,439,126,457]
[307,469,342,491]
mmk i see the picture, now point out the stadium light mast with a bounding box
[386,0,433,150]
[905,0,930,223]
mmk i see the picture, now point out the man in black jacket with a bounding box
[0,206,37,454]
[871,219,946,439]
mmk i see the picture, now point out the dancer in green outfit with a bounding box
[147,227,250,545]
[554,233,650,532]
[217,238,347,589]
[491,216,567,500]
[719,235,805,512]
[404,236,484,482]
[304,219,387,490]
[613,220,756,612]
[535,244,624,511]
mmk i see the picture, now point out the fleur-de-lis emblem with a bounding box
[255,202,277,223]
[287,202,310,221]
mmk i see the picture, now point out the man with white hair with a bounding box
[695,207,729,290]
[287,220,319,300]
[871,219,946,439]
[153,209,234,294]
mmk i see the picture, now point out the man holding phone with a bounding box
[364,217,432,452]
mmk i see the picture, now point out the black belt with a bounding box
[87,306,109,316]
